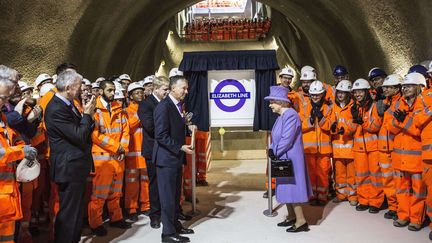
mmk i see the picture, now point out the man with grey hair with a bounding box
[0,64,19,82]
[45,70,96,243]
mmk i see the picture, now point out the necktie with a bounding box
[176,102,183,115]
[70,104,80,117]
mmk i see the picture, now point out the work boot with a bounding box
[355,204,369,211]
[393,219,409,227]
[368,206,380,214]
[384,210,397,220]
[109,219,132,229]
[332,197,346,203]
[349,200,358,206]
[91,225,108,236]
[408,223,422,231]
[125,213,139,223]
[429,231,432,240]
[185,196,200,203]
[263,189,275,198]
[196,180,209,186]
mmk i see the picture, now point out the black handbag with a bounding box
[271,158,294,178]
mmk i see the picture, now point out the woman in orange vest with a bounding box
[301,80,333,206]
[389,73,427,231]
[330,80,358,205]
[350,78,384,213]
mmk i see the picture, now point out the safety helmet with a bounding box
[91,82,100,89]
[335,80,352,92]
[114,89,125,99]
[352,78,371,90]
[39,83,55,97]
[142,75,154,85]
[428,60,432,73]
[382,74,402,87]
[279,67,294,77]
[18,81,34,92]
[301,65,315,74]
[300,70,316,81]
[127,82,144,93]
[408,64,428,78]
[52,74,57,84]
[35,73,53,88]
[169,68,184,78]
[16,158,40,182]
[402,72,426,86]
[119,74,131,81]
[368,67,387,80]
[333,65,348,76]
[309,80,325,94]
[82,78,92,86]
[95,77,105,83]
[113,81,125,91]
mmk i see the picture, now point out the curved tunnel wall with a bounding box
[0,0,430,83]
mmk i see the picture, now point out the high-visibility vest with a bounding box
[91,97,130,155]
[352,101,382,152]
[389,96,424,173]
[301,99,333,155]
[125,102,146,168]
[287,88,302,113]
[377,93,401,153]
[331,100,356,159]
[414,92,432,163]
[323,83,335,104]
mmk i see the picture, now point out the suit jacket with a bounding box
[138,95,159,160]
[153,97,187,168]
[44,95,94,183]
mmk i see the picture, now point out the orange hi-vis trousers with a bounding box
[306,154,331,202]
[423,162,432,228]
[394,170,426,225]
[124,166,150,214]
[378,151,397,211]
[0,221,15,243]
[354,151,384,208]
[334,159,357,201]
[88,155,124,229]
[21,180,37,227]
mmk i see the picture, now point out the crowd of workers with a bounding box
[184,17,271,41]
[272,62,432,240]
[0,64,210,243]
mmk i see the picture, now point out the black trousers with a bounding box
[55,180,86,243]
[157,166,182,235]
[146,159,161,220]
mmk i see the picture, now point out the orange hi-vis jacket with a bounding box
[353,101,382,153]
[287,88,302,112]
[0,113,26,223]
[377,93,402,153]
[301,100,333,155]
[324,83,335,103]
[388,96,424,173]
[331,100,356,159]
[125,102,146,168]
[413,92,432,164]
[296,88,309,116]
[92,97,130,155]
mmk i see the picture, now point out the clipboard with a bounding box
[190,127,197,150]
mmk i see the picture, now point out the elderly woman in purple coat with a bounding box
[265,86,313,233]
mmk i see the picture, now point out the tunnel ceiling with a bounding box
[0,0,431,83]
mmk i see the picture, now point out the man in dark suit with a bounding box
[138,76,170,228]
[44,70,96,243]
[153,76,195,243]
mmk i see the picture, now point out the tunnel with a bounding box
[0,0,431,83]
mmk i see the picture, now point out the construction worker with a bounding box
[18,81,34,99]
[124,82,150,222]
[301,80,333,206]
[330,80,358,205]
[389,73,426,231]
[0,77,38,243]
[278,67,301,112]
[34,74,53,91]
[368,67,387,101]
[376,74,403,220]
[141,76,154,99]
[119,74,132,91]
[88,80,131,236]
[351,78,384,213]
[91,82,102,98]
[297,69,316,113]
[328,65,349,102]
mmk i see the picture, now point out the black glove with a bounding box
[331,122,337,133]
[338,127,345,135]
[353,117,364,125]
[310,108,316,124]
[268,149,277,160]
[376,100,390,117]
[351,103,359,119]
[315,108,324,121]
[393,109,407,123]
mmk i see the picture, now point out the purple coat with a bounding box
[270,108,313,203]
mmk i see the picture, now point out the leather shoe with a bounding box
[125,213,139,223]
[91,225,107,236]
[177,227,195,235]
[109,219,131,229]
[150,218,161,229]
[368,206,380,214]
[178,212,192,221]
[355,204,369,211]
[286,223,310,233]
[161,234,190,243]
[263,189,275,198]
[277,218,296,227]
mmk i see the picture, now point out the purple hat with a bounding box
[264,86,291,103]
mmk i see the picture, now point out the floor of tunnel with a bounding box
[33,159,430,242]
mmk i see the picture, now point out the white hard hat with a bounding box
[52,74,58,84]
[127,82,144,93]
[114,89,125,99]
[335,80,352,92]
[16,158,40,182]
[119,74,131,81]
[142,75,154,85]
[113,81,125,91]
[18,81,34,92]
[39,83,55,97]
[169,68,184,78]
[279,67,294,77]
[309,80,325,94]
[382,74,402,87]
[428,60,432,73]
[82,78,92,86]
[301,65,315,74]
[300,70,316,81]
[403,72,426,86]
[35,73,53,88]
[91,82,100,89]
[352,78,371,90]
[95,77,105,83]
